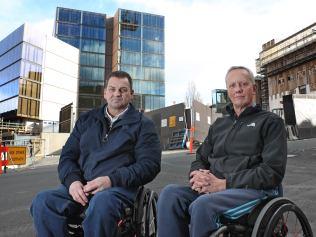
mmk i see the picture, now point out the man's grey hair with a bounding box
[225,66,255,84]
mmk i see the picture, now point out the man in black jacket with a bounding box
[31,71,161,237]
[157,66,287,237]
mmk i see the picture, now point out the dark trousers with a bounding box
[30,185,137,237]
[157,184,278,237]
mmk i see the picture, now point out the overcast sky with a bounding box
[0,0,315,106]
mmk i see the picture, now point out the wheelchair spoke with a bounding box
[266,204,312,237]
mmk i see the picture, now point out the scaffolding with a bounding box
[0,117,31,141]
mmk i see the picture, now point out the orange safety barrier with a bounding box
[0,146,9,174]
[189,127,195,154]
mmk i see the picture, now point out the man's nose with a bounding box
[113,90,122,96]
[234,83,243,92]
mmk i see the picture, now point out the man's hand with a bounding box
[83,176,112,195]
[69,181,89,206]
[190,169,226,194]
[190,169,211,191]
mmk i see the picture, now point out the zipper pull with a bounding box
[103,124,112,142]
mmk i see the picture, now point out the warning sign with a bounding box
[7,146,27,165]
[169,116,176,128]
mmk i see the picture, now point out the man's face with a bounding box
[104,76,133,111]
[226,69,256,110]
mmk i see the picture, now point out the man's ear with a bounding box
[252,84,257,95]
[131,89,134,95]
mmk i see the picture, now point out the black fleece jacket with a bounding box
[190,104,287,190]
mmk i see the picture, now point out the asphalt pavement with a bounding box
[0,138,315,236]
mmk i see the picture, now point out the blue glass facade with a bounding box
[115,9,165,111]
[54,7,165,112]
[55,7,106,114]
[0,25,42,118]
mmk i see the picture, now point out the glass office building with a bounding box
[112,9,165,111]
[0,24,79,124]
[55,7,165,112]
[55,7,106,114]
[0,25,42,120]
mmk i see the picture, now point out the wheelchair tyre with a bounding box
[251,197,294,237]
[264,202,313,237]
[145,191,158,237]
[134,187,152,237]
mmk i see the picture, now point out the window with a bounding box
[120,24,141,38]
[120,65,142,79]
[81,39,105,53]
[143,40,164,54]
[143,27,164,41]
[120,10,141,25]
[80,66,104,81]
[144,67,164,81]
[57,23,80,37]
[299,85,306,94]
[143,54,164,68]
[82,26,105,40]
[143,14,164,28]
[120,38,141,52]
[82,13,105,27]
[80,52,105,67]
[58,8,81,23]
[120,51,141,65]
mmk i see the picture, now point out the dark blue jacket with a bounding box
[58,104,161,189]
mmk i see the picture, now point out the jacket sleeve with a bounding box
[108,117,161,187]
[58,117,85,189]
[189,126,212,175]
[225,117,287,189]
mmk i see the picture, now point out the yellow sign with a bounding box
[169,116,176,128]
[6,146,27,165]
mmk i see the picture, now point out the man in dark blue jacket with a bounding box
[31,71,161,237]
[157,66,287,237]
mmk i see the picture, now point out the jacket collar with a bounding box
[94,103,141,126]
[226,103,261,119]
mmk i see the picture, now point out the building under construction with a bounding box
[256,22,316,138]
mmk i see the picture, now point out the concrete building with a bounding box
[0,23,79,132]
[256,23,316,111]
[55,7,165,113]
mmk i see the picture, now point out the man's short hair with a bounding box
[106,71,133,90]
[225,66,255,84]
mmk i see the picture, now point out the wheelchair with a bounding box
[210,197,313,237]
[67,186,158,237]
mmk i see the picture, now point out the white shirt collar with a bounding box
[105,105,129,124]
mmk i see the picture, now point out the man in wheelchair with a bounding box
[157,66,288,237]
[30,71,161,237]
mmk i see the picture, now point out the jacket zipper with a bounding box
[103,123,113,142]
[224,119,238,154]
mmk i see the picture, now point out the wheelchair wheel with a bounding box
[251,197,313,237]
[251,198,293,237]
[134,187,150,237]
[264,202,313,237]
[145,191,158,237]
